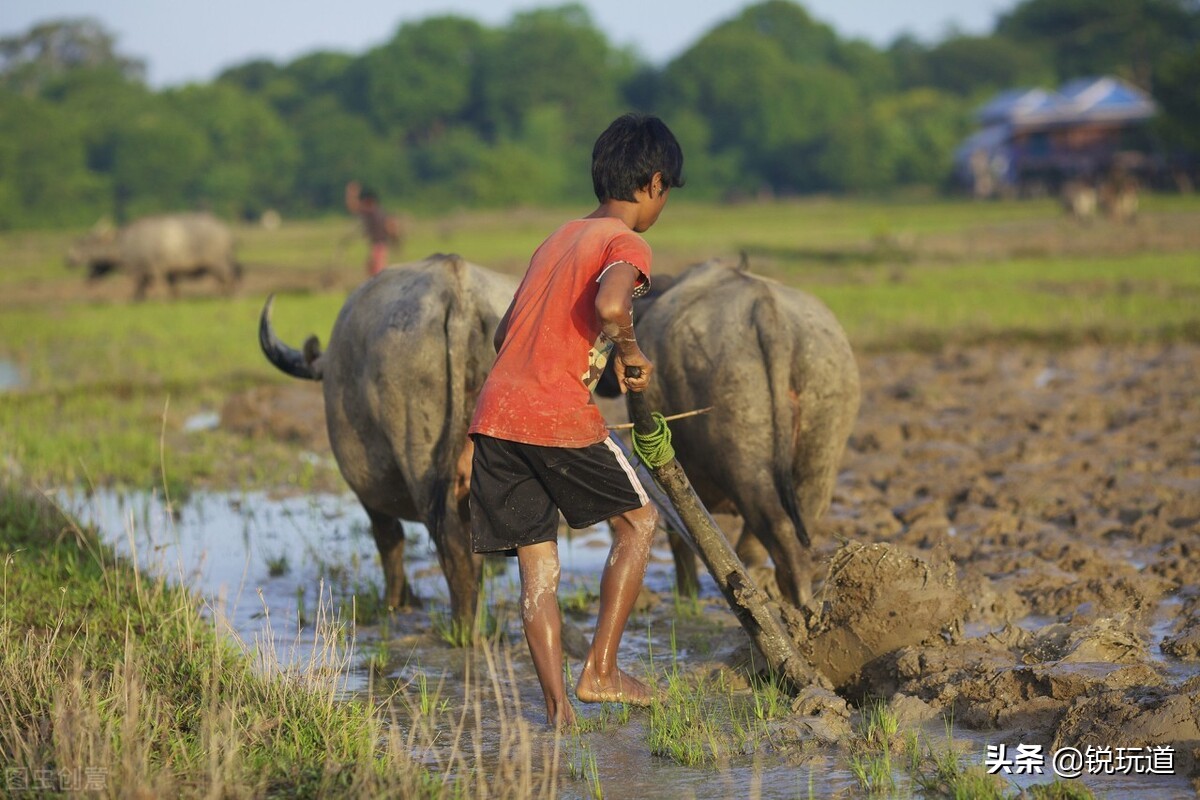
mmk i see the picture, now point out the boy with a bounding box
[468,113,684,726]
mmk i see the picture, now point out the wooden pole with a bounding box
[624,379,825,691]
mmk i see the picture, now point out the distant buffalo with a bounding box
[600,256,861,608]
[68,212,243,300]
[259,254,516,625]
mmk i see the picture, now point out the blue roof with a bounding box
[977,88,1057,125]
[976,76,1156,127]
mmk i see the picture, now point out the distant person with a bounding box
[345,181,401,277]
[468,113,684,727]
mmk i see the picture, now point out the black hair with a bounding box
[591,113,684,203]
[360,187,379,202]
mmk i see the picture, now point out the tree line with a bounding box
[1,0,1197,229]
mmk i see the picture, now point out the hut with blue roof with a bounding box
[955,76,1158,197]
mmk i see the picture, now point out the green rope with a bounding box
[632,412,675,469]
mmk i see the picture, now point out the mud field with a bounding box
[814,342,1200,775]
[222,341,1200,786]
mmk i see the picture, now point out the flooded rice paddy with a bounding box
[58,341,1200,798]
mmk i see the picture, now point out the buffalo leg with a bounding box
[133,273,153,302]
[365,507,418,609]
[430,496,482,630]
[666,528,699,598]
[734,526,770,568]
[742,505,814,609]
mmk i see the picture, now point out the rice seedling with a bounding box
[265,551,290,577]
[560,579,598,616]
[859,696,901,751]
[849,749,897,796]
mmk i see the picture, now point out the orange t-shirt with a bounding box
[469,217,651,447]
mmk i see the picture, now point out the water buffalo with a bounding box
[259,254,516,625]
[601,256,860,608]
[67,212,243,300]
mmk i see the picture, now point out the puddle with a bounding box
[182,411,221,432]
[61,489,396,690]
[0,359,23,391]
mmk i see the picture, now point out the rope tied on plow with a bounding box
[631,411,675,468]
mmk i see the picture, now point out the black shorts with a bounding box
[469,434,649,555]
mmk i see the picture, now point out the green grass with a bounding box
[644,626,795,767]
[0,481,429,796]
[815,250,1200,351]
[0,481,579,798]
[2,195,1198,491]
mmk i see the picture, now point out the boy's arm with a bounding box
[595,261,652,393]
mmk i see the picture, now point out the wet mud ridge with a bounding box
[768,342,1200,777]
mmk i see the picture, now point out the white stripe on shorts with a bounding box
[603,437,649,507]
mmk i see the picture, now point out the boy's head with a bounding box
[360,187,379,207]
[592,114,684,203]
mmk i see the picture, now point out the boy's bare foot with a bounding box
[575,662,658,706]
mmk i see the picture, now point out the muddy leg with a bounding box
[431,503,482,629]
[365,507,417,610]
[576,503,659,707]
[516,540,575,727]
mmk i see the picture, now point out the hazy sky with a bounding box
[4,0,1019,88]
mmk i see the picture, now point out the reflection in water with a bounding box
[61,489,390,691]
[57,489,682,690]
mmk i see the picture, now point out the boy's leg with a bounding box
[576,502,659,706]
[516,539,576,726]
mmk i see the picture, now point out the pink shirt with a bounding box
[469,217,651,447]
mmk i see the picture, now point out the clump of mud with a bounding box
[221,384,328,450]
[1053,677,1200,776]
[802,541,964,690]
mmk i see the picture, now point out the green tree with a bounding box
[359,16,488,139]
[0,89,108,228]
[108,104,211,219]
[923,35,1056,96]
[477,5,631,146]
[289,95,401,212]
[0,18,145,96]
[660,4,863,193]
[818,95,967,192]
[996,0,1200,88]
[888,34,932,90]
[37,67,159,220]
[1152,48,1200,155]
[164,83,300,216]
